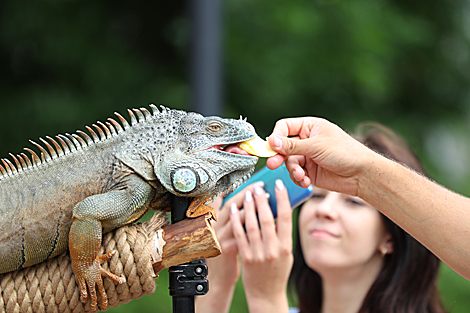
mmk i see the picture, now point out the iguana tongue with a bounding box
[224,144,251,156]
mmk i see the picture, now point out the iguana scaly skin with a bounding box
[0,105,258,311]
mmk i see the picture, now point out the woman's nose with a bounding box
[315,196,339,220]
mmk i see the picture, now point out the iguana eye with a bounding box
[207,121,223,133]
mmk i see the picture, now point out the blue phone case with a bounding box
[223,164,313,218]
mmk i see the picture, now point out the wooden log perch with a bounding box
[0,212,221,312]
[153,214,221,274]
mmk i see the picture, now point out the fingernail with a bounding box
[254,186,264,196]
[275,179,285,191]
[245,190,253,202]
[272,135,282,149]
[230,203,238,215]
[253,181,265,187]
[265,193,270,199]
[300,179,305,187]
[293,170,298,181]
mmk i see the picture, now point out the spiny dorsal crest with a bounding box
[0,104,170,180]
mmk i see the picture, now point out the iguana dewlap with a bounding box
[0,105,259,312]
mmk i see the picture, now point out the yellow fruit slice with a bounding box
[238,136,278,157]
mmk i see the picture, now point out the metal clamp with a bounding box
[169,262,209,296]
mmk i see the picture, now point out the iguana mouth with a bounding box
[210,144,251,156]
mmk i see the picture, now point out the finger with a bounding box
[269,117,312,138]
[252,185,276,241]
[266,154,287,170]
[214,199,232,229]
[229,202,251,257]
[217,186,248,227]
[273,180,293,240]
[243,190,262,246]
[286,157,313,187]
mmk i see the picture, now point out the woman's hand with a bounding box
[230,180,293,313]
[196,183,262,313]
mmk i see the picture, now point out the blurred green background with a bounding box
[1,0,470,312]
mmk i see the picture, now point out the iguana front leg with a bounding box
[186,194,217,221]
[69,175,155,312]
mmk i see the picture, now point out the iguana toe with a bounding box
[186,202,217,221]
[75,252,126,312]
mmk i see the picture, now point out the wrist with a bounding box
[246,292,289,313]
[356,149,391,200]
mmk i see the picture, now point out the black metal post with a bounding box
[169,196,208,313]
[189,0,223,116]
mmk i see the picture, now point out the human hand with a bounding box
[230,180,293,313]
[266,117,376,197]
[196,183,264,313]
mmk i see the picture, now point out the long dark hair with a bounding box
[289,122,444,313]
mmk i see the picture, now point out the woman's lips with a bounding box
[310,229,339,239]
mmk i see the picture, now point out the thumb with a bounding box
[268,134,314,157]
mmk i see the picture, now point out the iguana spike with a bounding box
[30,140,52,162]
[114,112,130,130]
[40,152,45,163]
[66,133,82,150]
[85,126,100,143]
[55,135,70,155]
[9,154,22,172]
[24,148,42,166]
[159,105,168,113]
[46,136,64,157]
[76,131,94,145]
[0,163,7,176]
[1,159,13,175]
[106,122,117,136]
[97,121,111,139]
[140,107,152,120]
[72,134,87,148]
[149,104,160,115]
[57,135,76,152]
[5,157,18,174]
[132,109,145,122]
[127,109,138,126]
[39,137,58,159]
[92,124,106,141]
[19,153,31,169]
[16,154,27,170]
[108,118,123,133]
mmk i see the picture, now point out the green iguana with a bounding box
[0,105,259,311]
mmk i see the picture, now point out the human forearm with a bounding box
[196,279,237,313]
[246,292,290,313]
[358,153,470,279]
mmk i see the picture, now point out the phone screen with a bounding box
[223,164,313,218]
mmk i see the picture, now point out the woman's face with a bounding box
[299,187,391,274]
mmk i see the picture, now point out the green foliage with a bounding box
[0,0,469,312]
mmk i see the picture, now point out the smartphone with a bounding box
[223,164,313,218]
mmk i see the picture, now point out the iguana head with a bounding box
[156,111,259,198]
[118,106,259,200]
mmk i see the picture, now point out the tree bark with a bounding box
[152,214,221,274]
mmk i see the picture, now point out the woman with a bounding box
[290,123,444,313]
[197,123,444,313]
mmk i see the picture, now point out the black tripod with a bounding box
[169,196,209,313]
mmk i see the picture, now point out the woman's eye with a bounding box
[311,193,325,200]
[346,198,365,206]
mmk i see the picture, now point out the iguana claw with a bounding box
[75,250,126,312]
[186,196,217,221]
